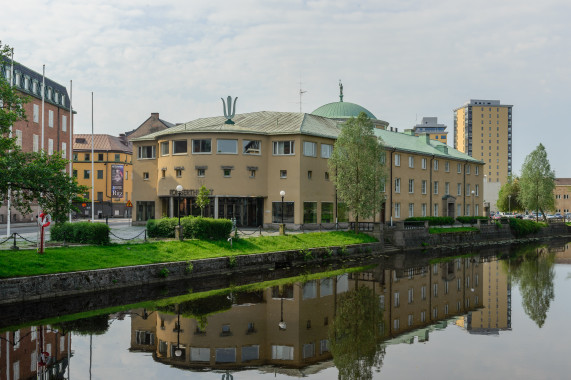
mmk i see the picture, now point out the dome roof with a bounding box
[311,101,377,120]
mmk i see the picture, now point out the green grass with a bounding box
[429,227,479,234]
[0,231,376,278]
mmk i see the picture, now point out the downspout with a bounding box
[389,149,395,221]
[430,155,434,216]
[463,160,467,216]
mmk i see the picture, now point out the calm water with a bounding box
[2,242,571,380]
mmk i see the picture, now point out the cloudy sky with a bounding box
[2,0,570,176]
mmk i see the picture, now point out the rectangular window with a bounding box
[434,159,439,171]
[421,158,427,169]
[243,140,261,154]
[97,192,103,201]
[445,182,450,195]
[197,168,205,177]
[48,110,54,127]
[325,171,329,181]
[466,164,470,174]
[280,170,287,178]
[434,181,439,194]
[216,139,237,154]
[33,104,39,123]
[303,141,317,157]
[15,129,22,147]
[475,204,479,216]
[422,203,427,217]
[97,170,103,179]
[33,134,39,152]
[48,138,54,155]
[466,184,471,196]
[408,179,414,193]
[272,201,294,223]
[273,141,295,155]
[98,153,104,161]
[307,170,312,179]
[321,202,333,223]
[466,204,471,216]
[457,163,462,173]
[433,283,438,297]
[457,204,462,217]
[143,172,149,180]
[408,288,414,303]
[303,202,317,223]
[84,153,90,161]
[223,168,232,177]
[475,184,479,196]
[394,154,401,166]
[192,139,212,153]
[394,292,400,307]
[434,203,439,216]
[421,286,426,300]
[84,170,90,179]
[394,202,401,218]
[394,178,401,193]
[475,166,479,175]
[445,161,450,172]
[62,115,67,132]
[422,180,427,194]
[321,144,333,158]
[409,203,414,217]
[160,141,169,156]
[457,183,462,196]
[171,139,188,154]
[272,346,294,360]
[138,145,156,159]
[408,156,414,168]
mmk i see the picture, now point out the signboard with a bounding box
[111,164,124,199]
[169,188,214,197]
[126,200,133,208]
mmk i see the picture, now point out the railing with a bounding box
[348,222,375,232]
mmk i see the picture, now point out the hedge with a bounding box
[508,218,542,238]
[146,216,233,240]
[456,216,488,224]
[50,222,111,245]
[405,216,455,226]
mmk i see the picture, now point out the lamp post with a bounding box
[174,304,183,358]
[508,194,511,215]
[176,185,183,240]
[279,190,286,235]
[471,190,475,216]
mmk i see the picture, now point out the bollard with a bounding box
[259,225,262,236]
[144,229,147,242]
[10,232,19,251]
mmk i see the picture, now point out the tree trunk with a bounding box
[354,214,359,234]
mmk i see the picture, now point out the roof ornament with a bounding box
[339,80,343,102]
[221,96,238,124]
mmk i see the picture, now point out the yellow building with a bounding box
[454,99,513,185]
[72,134,133,218]
[411,117,448,144]
[554,178,571,215]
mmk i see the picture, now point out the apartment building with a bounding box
[411,116,448,144]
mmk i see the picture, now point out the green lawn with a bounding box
[429,227,479,234]
[0,231,377,278]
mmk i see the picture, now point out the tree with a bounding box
[0,43,87,223]
[497,176,523,213]
[195,185,211,217]
[329,112,386,232]
[519,144,555,221]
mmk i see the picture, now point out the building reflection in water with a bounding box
[129,256,512,374]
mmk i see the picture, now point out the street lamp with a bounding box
[471,190,475,216]
[508,194,512,214]
[279,296,287,330]
[176,185,183,240]
[174,304,183,357]
[279,190,286,235]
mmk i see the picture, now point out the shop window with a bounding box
[272,201,294,223]
[303,202,317,223]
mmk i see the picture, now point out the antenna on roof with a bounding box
[339,79,343,102]
[298,78,307,113]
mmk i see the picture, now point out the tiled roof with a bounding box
[73,134,132,153]
[555,178,571,186]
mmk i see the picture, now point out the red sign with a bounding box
[82,203,87,207]
[126,200,133,208]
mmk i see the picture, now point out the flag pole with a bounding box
[6,48,14,237]
[68,80,73,222]
[91,92,95,222]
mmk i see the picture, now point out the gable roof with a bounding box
[73,134,132,153]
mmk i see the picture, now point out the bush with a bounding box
[405,217,455,226]
[147,216,233,240]
[509,218,542,238]
[456,216,488,224]
[50,222,110,245]
[147,218,177,238]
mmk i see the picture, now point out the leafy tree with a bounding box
[195,185,211,217]
[0,43,87,223]
[519,144,555,221]
[329,112,386,232]
[329,284,385,379]
[497,176,523,212]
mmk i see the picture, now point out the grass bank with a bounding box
[0,231,376,278]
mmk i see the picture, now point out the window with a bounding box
[272,201,294,223]
[421,285,426,300]
[138,145,156,159]
[62,115,67,132]
[466,204,471,216]
[223,168,232,177]
[434,181,439,194]
[394,154,401,166]
[303,202,317,223]
[307,171,312,179]
[466,184,471,196]
[48,138,53,155]
[457,183,462,196]
[321,202,333,223]
[280,170,287,178]
[434,159,439,170]
[303,141,317,157]
[408,156,414,168]
[250,169,256,178]
[143,172,149,180]
[409,203,414,217]
[421,158,427,169]
[394,178,401,193]
[73,170,77,177]
[394,292,400,307]
[445,161,450,172]
[97,170,103,179]
[15,129,22,147]
[324,171,329,181]
[160,141,169,156]
[97,192,103,201]
[84,170,90,179]
[457,163,462,173]
[421,180,427,194]
[243,140,261,154]
[394,202,401,218]
[433,283,438,297]
[466,165,470,174]
[475,166,479,175]
[457,204,462,216]
[98,153,104,161]
[273,141,295,155]
[161,169,166,179]
[84,153,90,161]
[321,144,333,158]
[170,139,188,154]
[33,104,39,123]
[197,168,205,177]
[33,134,39,152]
[445,182,450,195]
[48,110,54,127]
[407,178,415,194]
[408,288,414,303]
[176,169,182,177]
[475,184,479,196]
[192,139,212,153]
[434,203,439,216]
[217,139,237,154]
[422,203,427,217]
[272,346,294,360]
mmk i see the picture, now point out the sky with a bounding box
[2,0,570,176]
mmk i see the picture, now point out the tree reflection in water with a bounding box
[509,247,556,328]
[329,285,385,380]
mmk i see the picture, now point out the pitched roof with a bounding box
[73,134,132,153]
[555,178,571,186]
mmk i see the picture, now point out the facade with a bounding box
[0,59,73,224]
[125,112,174,141]
[131,107,484,226]
[72,134,133,219]
[554,178,571,214]
[410,116,448,144]
[453,99,513,185]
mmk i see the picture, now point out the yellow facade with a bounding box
[554,179,571,214]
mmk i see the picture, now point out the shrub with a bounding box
[509,218,542,238]
[456,216,488,225]
[50,222,110,245]
[147,218,177,238]
[147,216,233,240]
[405,217,455,226]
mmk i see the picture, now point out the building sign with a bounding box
[169,188,214,197]
[111,164,124,199]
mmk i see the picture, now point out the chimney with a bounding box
[151,112,159,119]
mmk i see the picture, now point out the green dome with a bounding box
[311,101,377,120]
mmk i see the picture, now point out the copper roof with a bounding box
[73,134,132,153]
